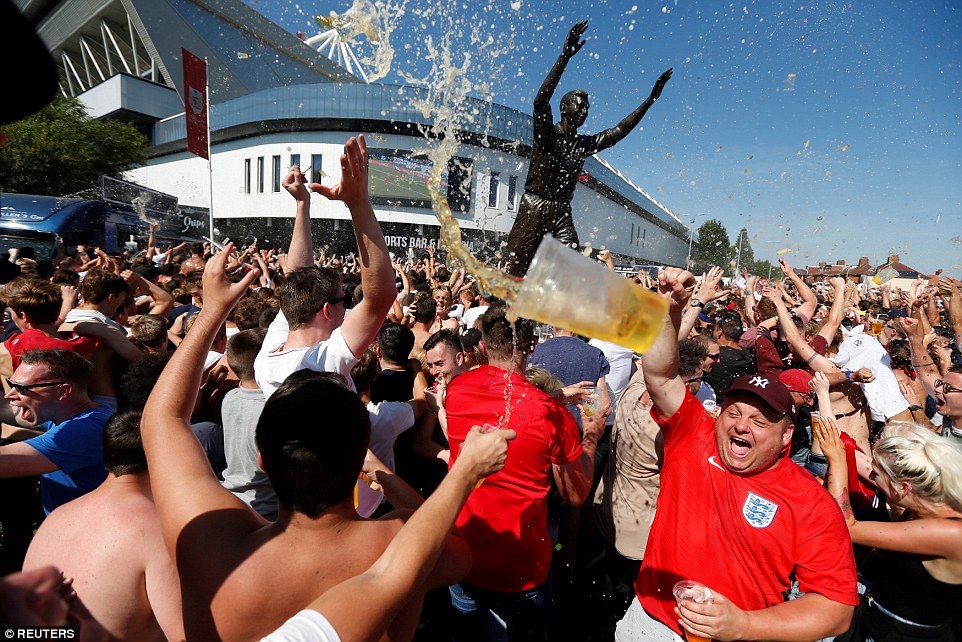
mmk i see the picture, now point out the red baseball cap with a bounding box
[726,375,797,421]
[779,369,814,395]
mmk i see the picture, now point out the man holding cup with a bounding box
[615,268,857,642]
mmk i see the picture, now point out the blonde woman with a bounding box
[818,419,962,641]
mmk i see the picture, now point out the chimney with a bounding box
[888,254,900,265]
[836,259,845,266]
[858,257,869,267]
[818,261,826,268]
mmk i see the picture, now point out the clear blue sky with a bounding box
[244,0,961,275]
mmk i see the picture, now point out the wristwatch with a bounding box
[690,298,704,308]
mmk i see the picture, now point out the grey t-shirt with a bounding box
[221,386,277,520]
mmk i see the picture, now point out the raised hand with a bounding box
[310,135,369,207]
[282,165,311,203]
[201,243,260,315]
[694,265,730,304]
[658,267,696,311]
[458,425,515,481]
[563,21,588,58]
[651,68,672,100]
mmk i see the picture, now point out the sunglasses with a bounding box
[6,378,66,395]
[934,379,962,395]
[707,353,721,361]
[327,294,348,306]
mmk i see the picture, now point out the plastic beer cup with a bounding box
[672,580,714,642]
[506,236,668,353]
[581,386,603,417]
[810,411,823,440]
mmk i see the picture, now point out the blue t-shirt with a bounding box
[530,336,610,428]
[26,404,113,514]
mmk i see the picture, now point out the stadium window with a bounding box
[507,175,518,211]
[244,158,251,194]
[257,157,265,193]
[290,153,300,171]
[272,155,282,192]
[311,154,323,184]
[488,172,500,208]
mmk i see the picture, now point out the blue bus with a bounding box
[0,178,208,261]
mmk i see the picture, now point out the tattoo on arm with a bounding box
[834,489,854,521]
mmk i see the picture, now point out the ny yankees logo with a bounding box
[748,376,770,389]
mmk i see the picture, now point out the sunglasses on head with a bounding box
[6,379,66,395]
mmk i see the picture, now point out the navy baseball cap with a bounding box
[725,375,797,421]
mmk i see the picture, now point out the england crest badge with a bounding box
[742,492,779,528]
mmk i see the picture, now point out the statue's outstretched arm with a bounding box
[534,21,588,112]
[597,68,672,152]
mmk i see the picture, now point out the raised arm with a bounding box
[141,244,263,558]
[940,277,962,345]
[643,267,696,418]
[678,266,729,340]
[295,426,513,642]
[281,165,315,270]
[145,222,158,260]
[815,277,847,346]
[759,285,833,373]
[122,270,173,317]
[534,21,587,113]
[596,68,672,152]
[313,136,395,356]
[778,257,817,320]
[897,317,941,397]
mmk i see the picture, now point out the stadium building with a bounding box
[17,0,689,266]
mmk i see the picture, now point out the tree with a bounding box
[0,97,147,196]
[749,259,775,278]
[733,228,754,271]
[691,219,734,274]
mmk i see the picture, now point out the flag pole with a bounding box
[206,56,213,243]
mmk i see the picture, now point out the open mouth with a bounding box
[16,405,35,424]
[729,436,752,457]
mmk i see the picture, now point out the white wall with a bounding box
[127,130,687,266]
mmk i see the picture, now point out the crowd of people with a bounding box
[0,133,960,642]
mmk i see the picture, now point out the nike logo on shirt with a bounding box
[708,456,725,471]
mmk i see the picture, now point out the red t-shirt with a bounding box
[635,393,858,635]
[445,365,583,592]
[5,328,96,371]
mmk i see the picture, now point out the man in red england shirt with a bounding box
[615,267,858,642]
[444,307,606,641]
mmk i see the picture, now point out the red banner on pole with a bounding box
[182,48,209,160]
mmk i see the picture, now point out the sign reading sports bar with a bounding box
[182,48,209,160]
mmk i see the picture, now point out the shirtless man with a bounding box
[142,171,469,640]
[60,268,143,405]
[429,285,460,334]
[23,408,183,642]
[408,296,438,354]
[179,243,207,275]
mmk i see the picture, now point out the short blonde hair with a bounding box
[874,421,962,513]
[129,314,168,349]
[524,366,564,395]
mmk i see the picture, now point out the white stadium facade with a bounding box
[18,0,689,267]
